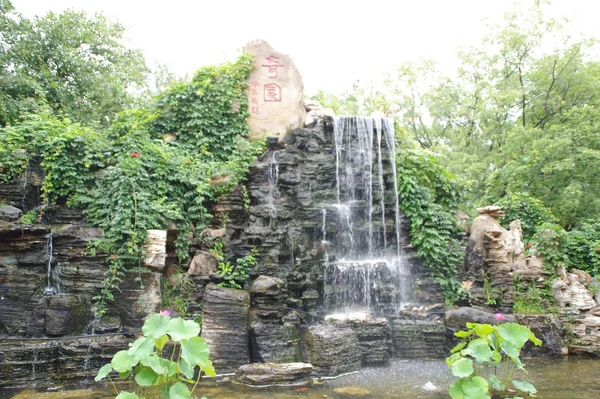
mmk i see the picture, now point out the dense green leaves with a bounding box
[395,147,464,301]
[96,313,212,399]
[447,321,542,398]
[0,1,148,127]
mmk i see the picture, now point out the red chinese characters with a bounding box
[261,55,284,78]
[264,83,282,102]
[249,80,260,114]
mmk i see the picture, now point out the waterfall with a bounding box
[44,232,57,296]
[324,116,407,316]
[266,150,280,222]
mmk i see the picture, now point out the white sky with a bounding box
[11,0,600,94]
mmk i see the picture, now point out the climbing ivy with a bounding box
[396,147,465,302]
[0,53,260,316]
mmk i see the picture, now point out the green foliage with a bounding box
[19,209,37,225]
[447,321,542,398]
[395,147,464,301]
[95,312,215,399]
[161,274,195,316]
[529,223,568,268]
[565,221,600,275]
[0,52,258,317]
[217,248,258,289]
[153,53,253,160]
[0,1,148,127]
[513,278,553,315]
[493,192,558,240]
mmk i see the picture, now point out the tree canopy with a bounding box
[0,0,148,127]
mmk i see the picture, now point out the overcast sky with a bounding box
[11,0,600,94]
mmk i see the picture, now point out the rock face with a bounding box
[0,205,22,221]
[514,314,566,357]
[392,318,446,359]
[249,276,301,363]
[303,324,361,377]
[233,362,312,387]
[0,335,129,389]
[201,283,250,373]
[245,39,305,141]
[325,312,393,365]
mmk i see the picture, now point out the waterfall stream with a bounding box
[324,116,408,316]
[44,232,58,296]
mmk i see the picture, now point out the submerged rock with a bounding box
[233,362,312,387]
[333,386,373,398]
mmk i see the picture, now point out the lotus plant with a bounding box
[95,312,215,399]
[446,318,542,399]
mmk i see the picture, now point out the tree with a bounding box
[0,1,148,127]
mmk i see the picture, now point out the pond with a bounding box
[3,357,600,399]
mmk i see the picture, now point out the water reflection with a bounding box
[4,357,600,399]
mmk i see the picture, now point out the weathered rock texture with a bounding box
[463,206,516,309]
[0,335,129,389]
[325,313,393,365]
[249,276,301,363]
[201,283,250,373]
[514,314,566,356]
[392,318,446,359]
[245,39,305,141]
[303,324,361,377]
[233,362,312,387]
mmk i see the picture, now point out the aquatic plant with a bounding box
[446,319,542,398]
[95,312,215,399]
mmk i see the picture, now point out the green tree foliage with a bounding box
[0,53,260,316]
[0,0,148,127]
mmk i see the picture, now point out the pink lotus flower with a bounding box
[494,313,504,321]
[159,310,171,317]
[131,152,140,158]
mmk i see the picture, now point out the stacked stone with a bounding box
[303,324,360,377]
[326,313,393,365]
[233,362,312,387]
[201,283,250,373]
[249,276,301,363]
[391,318,446,359]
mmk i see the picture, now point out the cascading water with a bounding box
[44,231,58,296]
[265,150,280,223]
[324,116,409,316]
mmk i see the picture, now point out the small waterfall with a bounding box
[31,349,38,386]
[44,232,57,296]
[324,116,408,316]
[321,208,327,241]
[265,150,280,222]
[20,161,29,210]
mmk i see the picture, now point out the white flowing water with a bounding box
[44,232,58,296]
[324,116,408,315]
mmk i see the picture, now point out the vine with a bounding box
[0,53,260,317]
[395,147,465,302]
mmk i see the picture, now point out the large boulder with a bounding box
[245,40,305,141]
[326,312,393,365]
[233,362,312,387]
[201,283,250,373]
[303,324,360,377]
